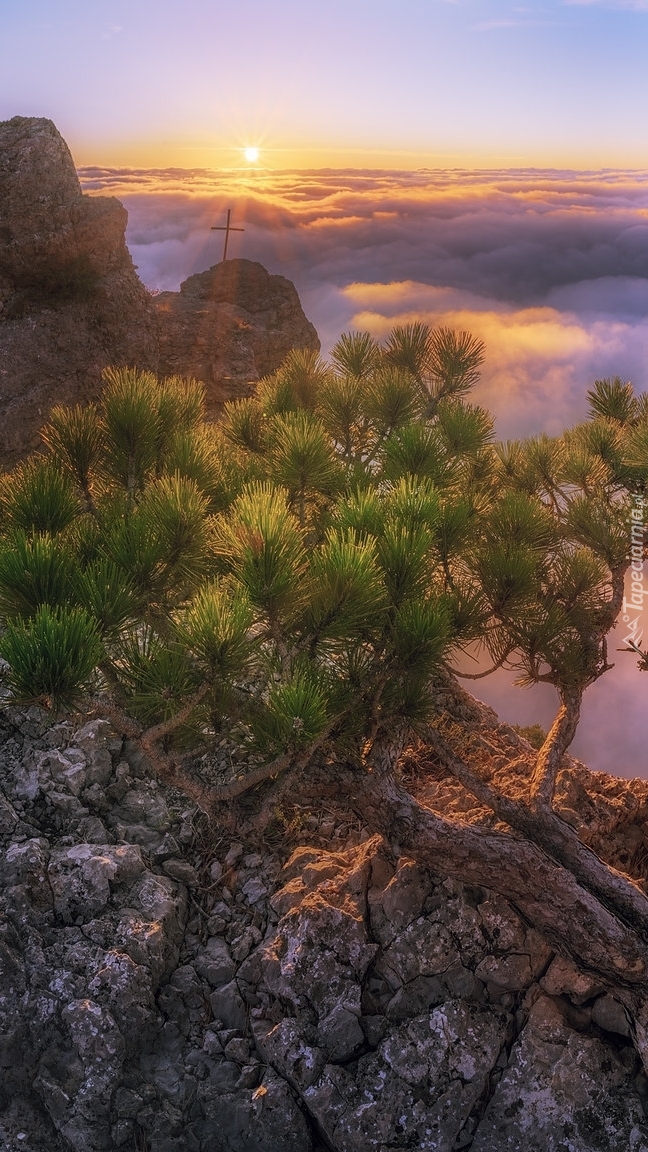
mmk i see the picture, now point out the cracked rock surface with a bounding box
[1,705,647,1150]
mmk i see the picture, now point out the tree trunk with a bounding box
[529,684,582,808]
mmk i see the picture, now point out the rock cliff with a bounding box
[0,117,158,464]
[0,118,320,463]
[1,697,647,1152]
[153,261,320,418]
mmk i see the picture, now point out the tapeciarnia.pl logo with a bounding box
[621,493,645,654]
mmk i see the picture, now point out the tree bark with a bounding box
[529,684,582,809]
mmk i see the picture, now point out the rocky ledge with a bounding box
[1,702,647,1152]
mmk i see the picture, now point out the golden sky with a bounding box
[3,0,648,169]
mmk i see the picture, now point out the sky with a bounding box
[2,0,648,168]
[2,0,648,776]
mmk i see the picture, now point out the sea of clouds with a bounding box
[80,165,648,775]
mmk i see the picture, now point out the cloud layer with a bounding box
[79,164,648,774]
[81,165,648,439]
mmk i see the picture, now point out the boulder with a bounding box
[153,259,320,415]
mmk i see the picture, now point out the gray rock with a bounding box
[253,1018,327,1091]
[305,1001,508,1152]
[154,260,320,416]
[369,856,429,945]
[196,1069,312,1152]
[209,981,248,1031]
[471,995,648,1151]
[378,917,460,987]
[540,954,605,1004]
[47,842,145,922]
[72,720,119,785]
[317,1003,364,1061]
[241,877,268,905]
[592,993,632,1038]
[38,749,87,797]
[109,786,171,833]
[162,858,200,886]
[194,938,236,988]
[474,952,534,993]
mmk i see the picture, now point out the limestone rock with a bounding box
[0,116,157,464]
[153,259,320,415]
[471,996,648,1152]
[2,700,648,1151]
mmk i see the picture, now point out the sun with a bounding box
[244,147,259,163]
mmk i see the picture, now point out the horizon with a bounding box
[3,1,648,169]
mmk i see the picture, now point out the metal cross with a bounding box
[211,209,245,262]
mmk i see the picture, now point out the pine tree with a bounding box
[1,331,648,1052]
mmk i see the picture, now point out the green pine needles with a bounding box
[0,328,644,787]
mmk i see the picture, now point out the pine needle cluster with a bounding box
[0,335,644,781]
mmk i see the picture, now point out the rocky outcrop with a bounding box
[153,261,320,417]
[1,701,647,1151]
[0,117,158,464]
[0,118,320,465]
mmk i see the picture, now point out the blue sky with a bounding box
[2,0,648,166]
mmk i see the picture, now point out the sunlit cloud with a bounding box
[79,165,648,430]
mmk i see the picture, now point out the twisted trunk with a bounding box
[529,684,582,809]
[425,725,648,946]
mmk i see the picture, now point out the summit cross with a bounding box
[211,209,245,262]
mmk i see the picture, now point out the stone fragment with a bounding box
[478,896,527,951]
[47,842,145,922]
[162,858,200,886]
[378,917,460,987]
[368,856,430,946]
[193,938,236,988]
[109,786,171,832]
[540,954,605,1004]
[592,993,632,1038]
[253,1018,327,1090]
[474,953,534,993]
[37,749,87,796]
[317,1003,365,1062]
[225,843,245,868]
[241,877,268,905]
[72,719,118,784]
[209,981,248,1031]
